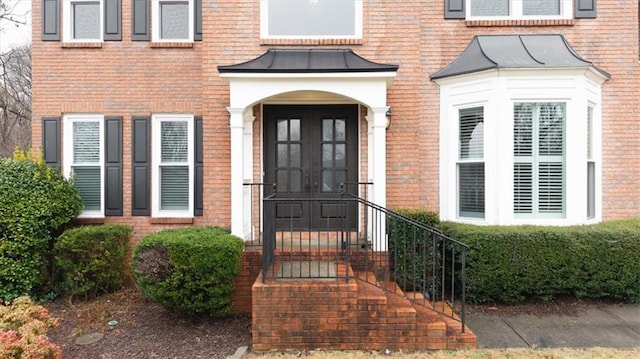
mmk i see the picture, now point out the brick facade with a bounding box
[31,1,640,240]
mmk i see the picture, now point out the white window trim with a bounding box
[63,114,105,218]
[259,0,363,40]
[152,114,194,218]
[465,0,572,21]
[457,106,485,219]
[62,0,104,42]
[152,0,194,42]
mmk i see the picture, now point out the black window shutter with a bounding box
[42,0,60,41]
[194,116,203,216]
[132,117,150,215]
[42,117,61,169]
[444,0,465,19]
[575,0,597,19]
[105,117,123,216]
[132,0,150,41]
[104,0,122,40]
[194,0,202,41]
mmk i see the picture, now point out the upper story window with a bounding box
[63,0,103,42]
[152,0,194,42]
[467,0,572,19]
[260,0,363,39]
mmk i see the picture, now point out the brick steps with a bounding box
[251,264,477,351]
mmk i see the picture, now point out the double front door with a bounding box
[264,105,358,230]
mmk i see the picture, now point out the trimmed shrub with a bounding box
[132,227,244,316]
[388,209,441,292]
[439,220,640,304]
[54,224,132,299]
[0,150,83,302]
[0,296,63,359]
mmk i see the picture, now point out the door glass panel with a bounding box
[277,144,288,167]
[277,120,288,141]
[290,170,302,192]
[277,170,287,192]
[336,170,346,190]
[290,119,300,141]
[322,144,333,167]
[290,144,301,167]
[335,119,346,141]
[323,119,333,141]
[322,171,333,192]
[335,144,346,167]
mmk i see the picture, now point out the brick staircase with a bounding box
[252,261,477,351]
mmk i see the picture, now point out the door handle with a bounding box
[313,174,318,192]
[304,173,310,191]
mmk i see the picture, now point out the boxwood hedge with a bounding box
[132,227,244,316]
[439,219,640,304]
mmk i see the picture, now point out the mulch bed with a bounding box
[44,286,251,359]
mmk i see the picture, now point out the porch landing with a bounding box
[251,259,477,351]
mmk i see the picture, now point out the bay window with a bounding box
[458,107,485,218]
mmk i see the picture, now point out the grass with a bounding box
[245,348,640,359]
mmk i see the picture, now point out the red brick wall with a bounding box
[32,0,640,241]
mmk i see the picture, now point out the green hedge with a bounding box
[0,151,83,302]
[132,227,244,316]
[54,224,132,299]
[439,220,640,304]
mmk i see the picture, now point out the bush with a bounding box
[0,150,83,302]
[0,296,63,359]
[54,224,132,299]
[388,209,441,292]
[439,220,640,304]
[132,227,244,316]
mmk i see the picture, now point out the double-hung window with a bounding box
[260,0,363,39]
[467,0,572,19]
[152,114,194,217]
[587,106,595,219]
[63,0,103,42]
[458,107,485,218]
[63,115,104,217]
[513,103,565,218]
[152,0,194,42]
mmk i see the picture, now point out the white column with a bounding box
[228,107,246,239]
[243,111,256,240]
[370,107,389,251]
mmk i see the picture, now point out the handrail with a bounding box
[260,189,469,333]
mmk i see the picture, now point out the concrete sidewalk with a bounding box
[466,304,640,348]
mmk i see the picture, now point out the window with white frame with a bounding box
[587,106,595,219]
[152,0,194,42]
[513,103,565,218]
[152,114,194,217]
[63,0,103,42]
[260,0,363,39]
[63,115,104,216]
[458,107,485,218]
[467,0,572,19]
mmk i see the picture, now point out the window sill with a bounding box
[62,42,103,48]
[260,38,363,46]
[466,19,574,27]
[150,217,194,224]
[150,42,194,48]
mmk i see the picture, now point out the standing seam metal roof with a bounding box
[430,34,610,80]
[218,49,399,73]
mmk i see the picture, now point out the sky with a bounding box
[0,0,32,52]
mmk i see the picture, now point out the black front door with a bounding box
[264,105,358,230]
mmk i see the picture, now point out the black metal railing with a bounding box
[259,186,470,332]
[243,182,274,246]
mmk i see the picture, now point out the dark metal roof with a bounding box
[430,34,610,80]
[218,49,399,74]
